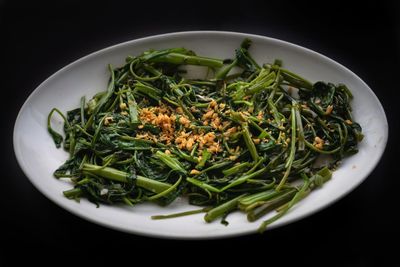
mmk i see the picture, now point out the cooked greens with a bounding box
[48,39,363,232]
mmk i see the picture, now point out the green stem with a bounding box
[221,167,267,192]
[150,53,223,68]
[80,96,86,128]
[239,189,278,210]
[247,189,296,222]
[81,163,171,193]
[276,104,297,191]
[242,125,259,162]
[258,175,310,233]
[215,59,238,79]
[63,187,83,199]
[186,177,221,193]
[204,194,247,223]
[93,64,115,115]
[152,207,210,220]
[47,108,69,148]
[223,162,251,176]
[147,176,182,201]
[156,151,187,174]
[280,68,313,90]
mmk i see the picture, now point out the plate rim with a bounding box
[13,30,389,239]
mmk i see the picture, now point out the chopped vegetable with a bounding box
[48,39,363,232]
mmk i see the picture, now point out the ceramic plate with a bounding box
[13,31,388,239]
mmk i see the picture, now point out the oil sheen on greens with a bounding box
[48,39,363,233]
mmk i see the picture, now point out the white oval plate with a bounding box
[13,31,388,239]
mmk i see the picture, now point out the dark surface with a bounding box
[1,1,399,265]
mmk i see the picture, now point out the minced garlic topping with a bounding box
[314,136,325,149]
[135,100,227,154]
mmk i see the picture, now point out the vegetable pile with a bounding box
[48,39,363,232]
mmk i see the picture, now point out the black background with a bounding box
[1,1,399,265]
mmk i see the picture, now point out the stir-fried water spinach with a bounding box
[48,39,363,232]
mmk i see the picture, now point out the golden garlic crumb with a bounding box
[203,132,216,144]
[190,169,201,175]
[179,116,191,127]
[315,143,323,149]
[186,137,195,150]
[176,107,183,114]
[207,142,221,153]
[223,127,237,137]
[211,116,221,129]
[104,116,113,126]
[314,136,324,149]
[257,111,264,120]
[209,100,217,109]
[119,102,127,110]
[325,105,333,115]
[202,110,214,120]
